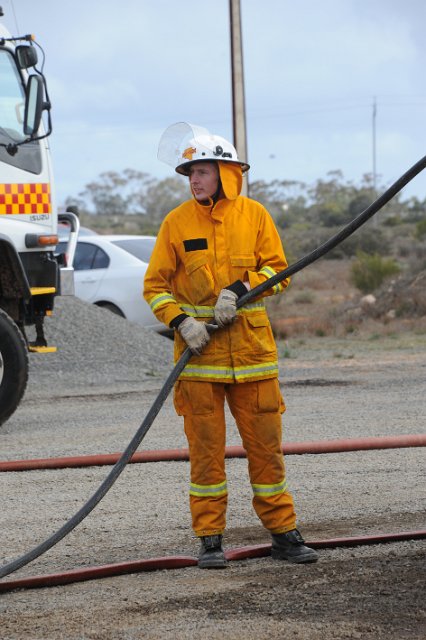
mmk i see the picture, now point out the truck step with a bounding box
[30,287,56,296]
[28,345,57,353]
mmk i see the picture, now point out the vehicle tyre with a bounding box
[97,302,125,318]
[0,308,28,427]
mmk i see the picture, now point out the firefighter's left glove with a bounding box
[214,288,239,328]
[178,317,211,356]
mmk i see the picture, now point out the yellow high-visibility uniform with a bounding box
[143,162,297,536]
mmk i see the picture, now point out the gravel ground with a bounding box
[0,297,425,639]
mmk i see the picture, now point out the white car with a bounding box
[56,234,169,335]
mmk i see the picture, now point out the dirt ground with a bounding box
[0,329,425,639]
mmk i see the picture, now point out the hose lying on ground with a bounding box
[1,155,425,581]
[0,530,425,593]
[1,434,425,472]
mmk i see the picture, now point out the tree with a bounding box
[250,179,307,226]
[79,169,155,216]
[144,177,190,222]
[404,196,426,222]
[307,170,356,227]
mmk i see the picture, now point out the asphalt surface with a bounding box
[0,299,425,639]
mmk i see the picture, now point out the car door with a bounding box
[73,241,109,301]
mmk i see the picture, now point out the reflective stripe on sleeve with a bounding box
[252,479,288,497]
[189,480,228,497]
[258,266,285,295]
[149,292,177,312]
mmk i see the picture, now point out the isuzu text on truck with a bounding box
[0,10,79,425]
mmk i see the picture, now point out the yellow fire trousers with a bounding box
[174,378,297,537]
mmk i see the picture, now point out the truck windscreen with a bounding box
[0,49,41,173]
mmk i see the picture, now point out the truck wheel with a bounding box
[0,308,28,427]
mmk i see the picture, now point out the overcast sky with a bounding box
[3,0,426,205]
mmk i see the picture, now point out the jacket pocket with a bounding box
[174,380,214,416]
[230,254,256,281]
[183,255,215,303]
[246,314,275,354]
[256,378,284,413]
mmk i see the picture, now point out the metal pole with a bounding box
[372,96,377,195]
[372,96,377,226]
[229,0,249,196]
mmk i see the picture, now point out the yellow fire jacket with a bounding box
[143,162,290,383]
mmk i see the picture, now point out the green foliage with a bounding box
[328,226,390,259]
[250,179,307,226]
[307,170,359,227]
[404,196,426,222]
[144,177,190,222]
[62,167,420,255]
[73,169,189,222]
[415,218,426,239]
[350,251,401,293]
[294,291,315,304]
[383,215,404,227]
[348,193,373,218]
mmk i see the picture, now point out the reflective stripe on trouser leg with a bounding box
[174,380,228,537]
[226,378,297,533]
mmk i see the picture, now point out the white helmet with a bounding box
[158,122,250,175]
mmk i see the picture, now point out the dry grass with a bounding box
[267,260,426,339]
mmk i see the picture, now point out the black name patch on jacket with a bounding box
[183,238,208,252]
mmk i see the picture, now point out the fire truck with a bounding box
[0,11,79,425]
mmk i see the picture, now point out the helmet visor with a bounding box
[158,122,210,169]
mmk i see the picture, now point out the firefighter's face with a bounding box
[189,162,219,202]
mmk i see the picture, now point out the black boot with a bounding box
[198,535,227,569]
[271,529,319,564]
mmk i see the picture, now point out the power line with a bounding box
[247,100,426,121]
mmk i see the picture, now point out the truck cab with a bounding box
[0,17,78,425]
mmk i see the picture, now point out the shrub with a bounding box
[327,226,390,259]
[294,291,315,304]
[383,215,403,227]
[350,252,401,293]
[415,219,426,240]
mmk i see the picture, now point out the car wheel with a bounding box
[0,309,29,427]
[97,302,125,318]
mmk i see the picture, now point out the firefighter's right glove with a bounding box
[214,288,239,328]
[178,317,211,356]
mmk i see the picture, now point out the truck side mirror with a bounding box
[16,45,38,69]
[23,75,43,136]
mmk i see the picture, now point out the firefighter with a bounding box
[144,123,318,568]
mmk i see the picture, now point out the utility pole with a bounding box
[372,96,377,196]
[229,0,249,196]
[372,96,378,226]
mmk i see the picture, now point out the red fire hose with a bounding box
[0,433,424,592]
[1,434,425,472]
[2,156,426,582]
[0,529,424,593]
[2,157,426,583]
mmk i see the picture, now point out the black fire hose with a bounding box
[1,155,425,580]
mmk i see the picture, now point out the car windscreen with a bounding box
[110,238,156,263]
